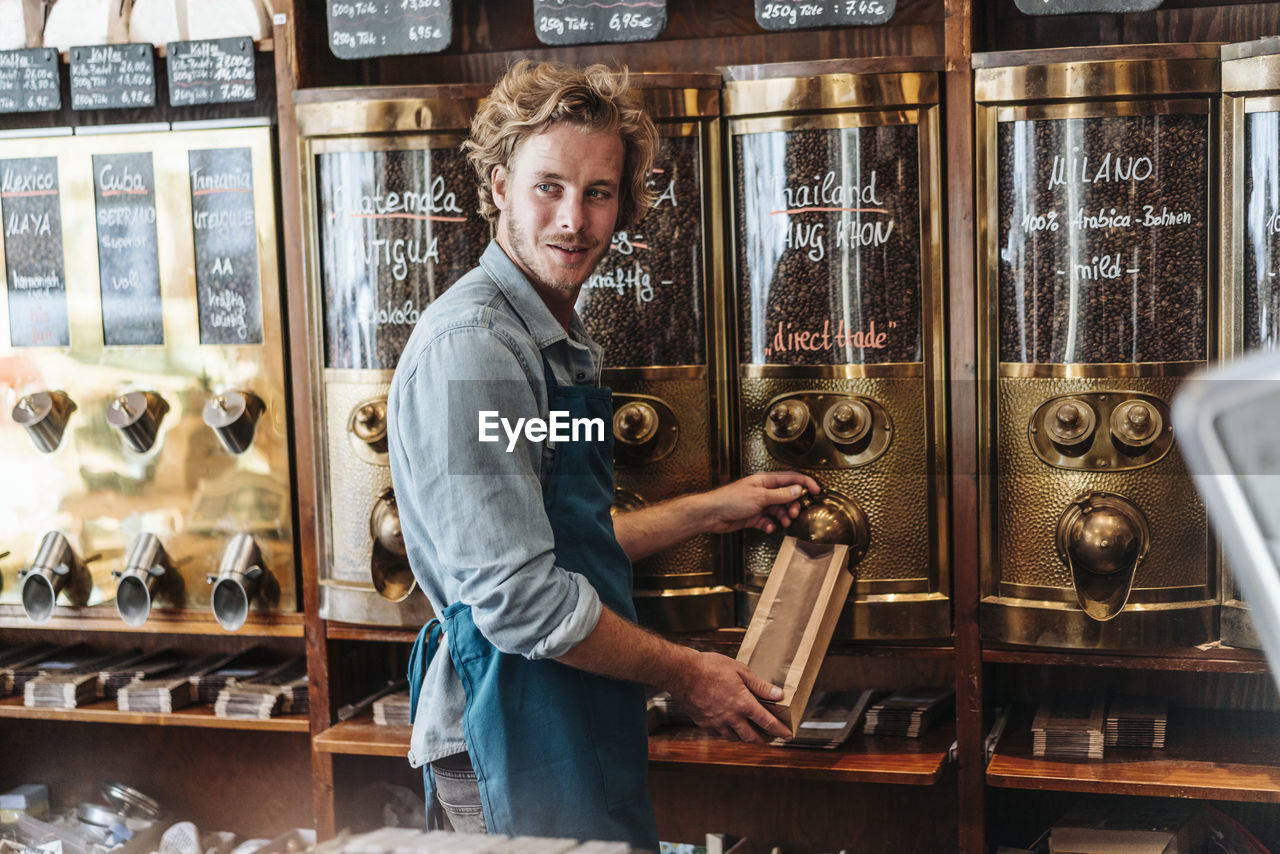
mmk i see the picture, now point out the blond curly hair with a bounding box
[464,60,658,229]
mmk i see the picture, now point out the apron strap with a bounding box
[407,617,442,722]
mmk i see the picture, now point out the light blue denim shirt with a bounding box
[387,241,607,768]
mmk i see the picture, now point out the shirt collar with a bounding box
[478,240,599,358]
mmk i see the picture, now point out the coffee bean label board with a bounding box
[189,147,263,346]
[167,39,256,107]
[1244,110,1280,352]
[1014,0,1161,14]
[314,147,489,369]
[0,48,60,113]
[326,0,452,58]
[577,135,704,367]
[93,152,164,346]
[755,0,895,30]
[533,0,666,45]
[1,157,70,348]
[996,112,1209,364]
[734,124,923,366]
[69,44,156,111]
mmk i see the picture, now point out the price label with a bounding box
[754,0,895,30]
[69,43,156,111]
[327,0,452,58]
[0,49,61,113]
[168,38,257,107]
[533,0,667,45]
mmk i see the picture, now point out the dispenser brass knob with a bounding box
[12,391,76,453]
[790,489,871,565]
[350,399,389,453]
[1056,491,1150,622]
[613,401,659,447]
[203,391,264,455]
[105,391,169,454]
[823,399,873,446]
[370,491,416,603]
[1044,398,1096,446]
[765,400,812,445]
[1110,399,1162,449]
[370,493,407,557]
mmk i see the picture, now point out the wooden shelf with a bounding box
[314,717,411,757]
[982,644,1271,674]
[649,725,954,785]
[315,716,954,785]
[325,623,417,643]
[0,695,308,732]
[55,39,275,62]
[0,607,305,638]
[988,709,1280,803]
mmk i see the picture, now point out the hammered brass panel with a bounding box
[323,373,395,586]
[740,375,933,586]
[996,376,1209,593]
[608,373,716,582]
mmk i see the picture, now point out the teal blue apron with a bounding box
[408,354,658,850]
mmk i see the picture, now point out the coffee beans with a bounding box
[997,113,1209,364]
[577,135,706,367]
[317,147,490,370]
[1244,110,1280,351]
[733,124,924,366]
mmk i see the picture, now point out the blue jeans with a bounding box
[430,752,486,833]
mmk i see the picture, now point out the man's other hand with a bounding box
[699,471,821,535]
[669,650,792,743]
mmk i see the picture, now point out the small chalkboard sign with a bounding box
[70,43,155,111]
[533,0,667,44]
[0,48,61,113]
[1014,0,1160,13]
[167,38,256,107]
[93,152,164,346]
[754,0,895,30]
[189,148,263,346]
[327,0,452,59]
[1,157,70,348]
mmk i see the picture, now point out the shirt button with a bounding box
[575,371,586,382]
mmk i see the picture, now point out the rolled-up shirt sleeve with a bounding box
[391,320,602,659]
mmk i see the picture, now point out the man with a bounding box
[387,61,821,849]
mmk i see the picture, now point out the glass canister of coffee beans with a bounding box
[1218,37,1280,649]
[298,88,491,627]
[976,45,1219,649]
[574,74,733,631]
[724,57,951,641]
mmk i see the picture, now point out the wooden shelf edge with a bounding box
[986,754,1280,804]
[0,607,306,638]
[53,38,275,62]
[324,622,418,643]
[982,644,1271,673]
[0,696,308,732]
[313,716,951,785]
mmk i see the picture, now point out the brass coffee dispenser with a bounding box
[976,46,1219,647]
[1219,37,1280,648]
[724,58,950,640]
[575,74,732,631]
[0,126,296,625]
[298,88,490,627]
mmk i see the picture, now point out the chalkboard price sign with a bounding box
[754,0,895,30]
[0,49,61,113]
[70,43,156,111]
[167,38,256,107]
[327,0,453,59]
[189,148,264,346]
[93,152,164,346]
[1,157,70,348]
[1014,0,1160,13]
[533,0,667,45]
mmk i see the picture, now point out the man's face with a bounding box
[492,123,624,301]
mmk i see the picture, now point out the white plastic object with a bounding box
[128,0,186,45]
[43,0,134,50]
[0,0,27,50]
[184,0,268,40]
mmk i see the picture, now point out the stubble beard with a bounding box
[502,214,607,297]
